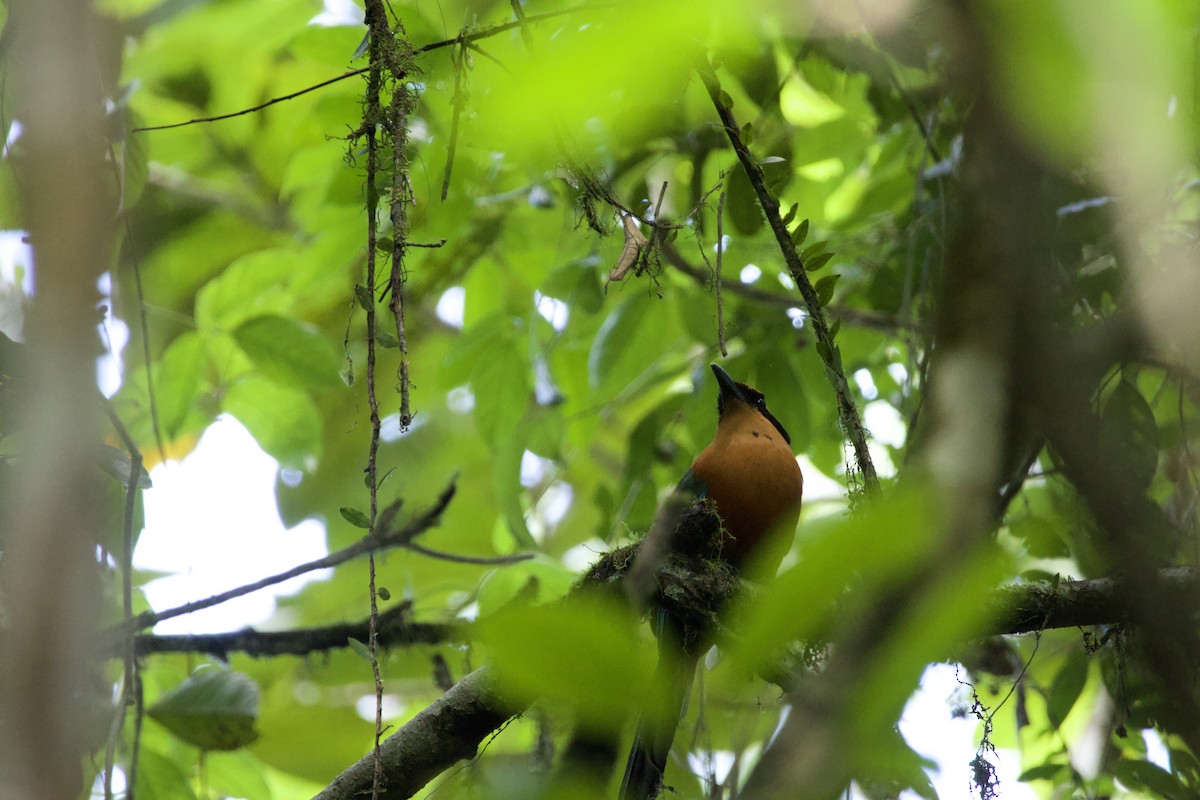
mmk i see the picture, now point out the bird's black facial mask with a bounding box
[716,381,792,445]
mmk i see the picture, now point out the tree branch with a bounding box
[312,523,1200,800]
[312,666,519,800]
[661,239,920,334]
[115,603,459,660]
[105,481,458,636]
[695,63,880,495]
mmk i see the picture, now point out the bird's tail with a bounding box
[618,611,700,800]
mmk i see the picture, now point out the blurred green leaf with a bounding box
[134,748,199,800]
[1018,762,1067,782]
[149,666,260,751]
[222,375,322,468]
[155,331,207,436]
[233,314,343,390]
[346,637,373,663]
[1010,515,1070,558]
[476,595,650,734]
[726,161,765,236]
[1046,649,1089,729]
[1113,759,1189,799]
[1100,378,1159,492]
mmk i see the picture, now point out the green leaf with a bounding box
[96,443,153,490]
[195,249,296,331]
[782,204,800,226]
[493,430,537,549]
[814,273,841,306]
[1011,515,1069,558]
[155,331,207,436]
[470,328,530,447]
[148,666,260,751]
[233,314,343,390]
[725,159,765,236]
[346,637,374,663]
[476,595,650,735]
[740,121,754,144]
[1046,649,1089,729]
[790,216,809,246]
[204,751,273,800]
[339,506,371,528]
[801,240,827,261]
[587,292,664,391]
[805,252,834,273]
[476,555,577,616]
[1100,379,1158,492]
[718,89,734,109]
[375,330,399,349]
[377,586,391,601]
[355,284,374,310]
[134,748,199,800]
[1112,759,1189,799]
[222,376,322,468]
[1019,762,1067,782]
[734,488,937,669]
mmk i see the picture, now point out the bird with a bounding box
[619,363,804,800]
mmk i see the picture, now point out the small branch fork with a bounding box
[696,62,880,496]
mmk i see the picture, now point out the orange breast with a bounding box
[689,403,803,575]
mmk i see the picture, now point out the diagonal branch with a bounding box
[104,481,457,636]
[696,63,879,496]
[661,240,917,333]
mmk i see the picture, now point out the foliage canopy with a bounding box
[2,1,1200,799]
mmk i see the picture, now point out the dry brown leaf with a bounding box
[608,214,648,284]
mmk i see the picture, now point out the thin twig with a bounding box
[661,240,916,333]
[131,5,605,133]
[696,62,879,496]
[639,180,669,279]
[360,6,394,795]
[105,481,458,635]
[715,190,727,356]
[100,401,144,799]
[508,0,536,53]
[387,38,415,430]
[440,41,467,201]
[402,542,534,565]
[105,143,168,464]
[131,69,367,132]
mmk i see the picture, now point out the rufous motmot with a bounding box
[620,363,804,799]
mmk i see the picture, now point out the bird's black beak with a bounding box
[710,363,747,404]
